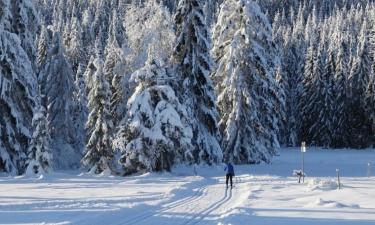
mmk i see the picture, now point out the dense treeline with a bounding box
[268,0,375,148]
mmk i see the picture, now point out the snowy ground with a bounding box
[1,148,375,225]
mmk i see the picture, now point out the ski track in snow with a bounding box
[114,176,248,225]
[116,185,209,225]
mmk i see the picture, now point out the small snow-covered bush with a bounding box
[307,178,341,191]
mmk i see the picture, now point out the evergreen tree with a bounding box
[275,65,287,147]
[124,1,175,72]
[83,57,113,174]
[347,22,372,148]
[37,25,51,72]
[0,0,40,174]
[114,59,193,174]
[365,74,375,145]
[38,33,79,169]
[212,0,281,163]
[73,64,88,155]
[12,0,39,62]
[173,0,222,164]
[307,44,335,147]
[67,17,85,73]
[25,106,53,175]
[317,48,335,147]
[300,42,316,144]
[332,38,349,147]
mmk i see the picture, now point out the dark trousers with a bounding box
[226,174,233,187]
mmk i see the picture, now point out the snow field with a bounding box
[1,148,375,225]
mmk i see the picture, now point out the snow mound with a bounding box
[307,178,341,191]
[306,198,360,209]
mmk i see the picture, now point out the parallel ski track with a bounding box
[118,185,209,225]
[180,186,233,225]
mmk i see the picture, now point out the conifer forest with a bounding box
[1,0,375,176]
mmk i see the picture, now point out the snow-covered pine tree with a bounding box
[282,34,303,147]
[83,57,114,174]
[84,56,96,93]
[108,9,124,48]
[332,37,349,147]
[347,21,372,148]
[212,0,281,164]
[38,32,80,169]
[365,74,375,144]
[317,48,335,147]
[82,8,95,49]
[173,0,222,164]
[37,25,51,72]
[300,41,316,144]
[307,43,335,147]
[104,22,122,89]
[25,106,53,175]
[92,0,111,48]
[275,65,287,147]
[101,19,127,168]
[369,23,375,142]
[113,58,193,174]
[67,17,85,73]
[104,34,127,130]
[11,0,39,63]
[0,0,40,174]
[124,1,175,72]
[73,64,88,155]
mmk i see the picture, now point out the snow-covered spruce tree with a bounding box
[25,106,53,175]
[300,41,316,144]
[124,1,176,72]
[82,8,95,49]
[66,17,85,73]
[0,0,39,174]
[104,27,121,88]
[369,25,375,142]
[72,64,88,155]
[84,56,96,93]
[173,0,222,164]
[92,0,111,46]
[282,34,303,147]
[316,48,335,147]
[365,74,375,143]
[306,43,335,147]
[36,25,51,72]
[82,57,114,174]
[38,33,80,169]
[212,0,281,164]
[113,58,193,174]
[104,34,127,130]
[332,38,349,148]
[275,65,287,147]
[108,9,124,48]
[11,0,39,63]
[347,22,372,148]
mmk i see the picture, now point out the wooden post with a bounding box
[368,162,371,178]
[336,169,341,189]
[301,142,306,183]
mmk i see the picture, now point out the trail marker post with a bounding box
[367,162,371,178]
[301,141,306,183]
[336,169,341,189]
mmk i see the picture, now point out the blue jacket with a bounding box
[225,163,234,175]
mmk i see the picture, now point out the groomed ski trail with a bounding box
[117,174,253,225]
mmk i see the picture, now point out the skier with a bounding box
[224,162,235,188]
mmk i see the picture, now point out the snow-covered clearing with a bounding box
[1,148,375,225]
